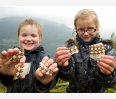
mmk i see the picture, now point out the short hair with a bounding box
[18,18,42,43]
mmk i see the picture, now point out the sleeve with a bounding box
[93,44,116,87]
[34,50,58,92]
[0,73,14,87]
[35,76,58,92]
[58,56,76,81]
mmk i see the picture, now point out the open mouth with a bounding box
[24,43,33,47]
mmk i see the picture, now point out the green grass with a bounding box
[0,80,116,93]
[0,83,6,93]
[50,79,116,93]
[50,81,68,93]
[108,85,116,93]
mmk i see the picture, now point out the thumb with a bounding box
[35,67,44,78]
[64,61,69,66]
[20,56,26,63]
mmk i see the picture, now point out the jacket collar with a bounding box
[25,45,44,55]
[76,33,101,46]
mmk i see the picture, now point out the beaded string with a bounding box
[39,62,53,76]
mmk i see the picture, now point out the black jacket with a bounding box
[58,37,116,93]
[0,46,57,93]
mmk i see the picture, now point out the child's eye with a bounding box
[31,34,37,37]
[22,34,27,37]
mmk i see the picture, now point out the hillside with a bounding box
[0,17,73,57]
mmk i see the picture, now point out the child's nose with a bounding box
[84,31,89,35]
[26,36,31,40]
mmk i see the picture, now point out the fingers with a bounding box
[36,56,58,77]
[56,54,70,63]
[1,48,20,59]
[13,48,21,55]
[37,56,49,77]
[55,47,70,57]
[99,58,116,68]
[99,55,116,68]
[101,55,116,64]
[0,48,22,66]
[41,56,49,64]
[98,61,114,75]
[55,47,71,66]
[0,48,26,76]
[1,50,9,58]
[42,56,58,74]
[99,66,111,75]
[35,61,58,84]
[49,63,58,74]
[64,61,69,66]
[20,55,26,63]
[58,57,70,66]
[41,56,58,68]
[7,48,16,57]
[97,55,116,75]
[36,67,44,77]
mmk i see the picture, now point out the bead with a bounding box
[69,45,78,55]
[39,62,53,76]
[4,48,24,66]
[89,43,105,60]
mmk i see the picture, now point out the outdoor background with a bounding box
[0,6,116,93]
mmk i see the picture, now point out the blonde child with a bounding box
[55,9,116,93]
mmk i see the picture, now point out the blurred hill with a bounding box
[0,17,73,58]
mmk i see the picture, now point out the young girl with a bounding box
[55,9,116,93]
[0,18,58,93]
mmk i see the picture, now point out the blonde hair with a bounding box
[74,9,100,32]
[18,18,42,43]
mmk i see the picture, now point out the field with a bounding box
[0,80,116,93]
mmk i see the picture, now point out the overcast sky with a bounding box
[0,6,116,36]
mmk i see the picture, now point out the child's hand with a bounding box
[0,48,25,76]
[55,47,71,67]
[35,56,59,85]
[97,55,116,75]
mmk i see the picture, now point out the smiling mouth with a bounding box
[84,37,90,39]
[24,43,33,46]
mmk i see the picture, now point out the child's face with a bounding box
[18,24,40,51]
[76,18,98,42]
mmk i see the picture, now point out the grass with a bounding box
[0,80,116,93]
[0,83,6,93]
[108,85,116,93]
[50,79,116,93]
[50,81,68,93]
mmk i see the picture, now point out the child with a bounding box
[55,9,116,93]
[0,18,58,93]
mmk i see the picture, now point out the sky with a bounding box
[0,6,116,37]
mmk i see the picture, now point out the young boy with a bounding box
[0,19,58,93]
